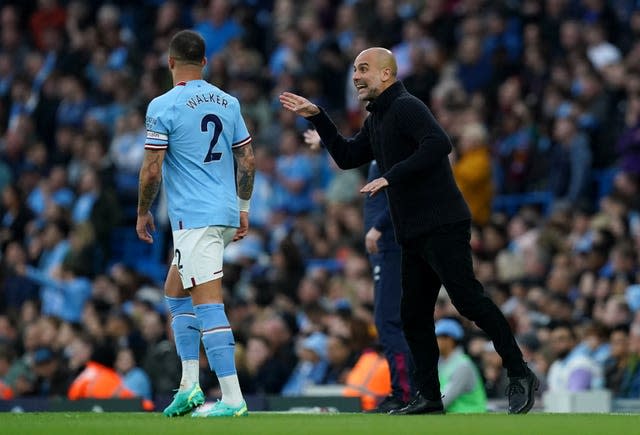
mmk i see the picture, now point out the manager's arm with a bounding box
[383,98,452,186]
[280,92,373,169]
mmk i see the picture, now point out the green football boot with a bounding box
[163,384,205,417]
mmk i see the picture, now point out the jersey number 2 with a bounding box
[201,114,223,163]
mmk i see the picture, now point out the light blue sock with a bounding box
[165,296,200,361]
[194,303,237,377]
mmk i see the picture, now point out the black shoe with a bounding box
[389,392,444,415]
[506,367,539,414]
[364,395,406,413]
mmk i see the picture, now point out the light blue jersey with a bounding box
[145,79,251,231]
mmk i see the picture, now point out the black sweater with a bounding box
[309,81,470,244]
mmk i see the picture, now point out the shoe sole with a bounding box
[390,409,445,416]
[164,395,205,417]
[510,375,540,415]
[193,409,249,417]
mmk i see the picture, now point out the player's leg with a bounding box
[368,248,414,413]
[163,259,205,417]
[179,226,246,417]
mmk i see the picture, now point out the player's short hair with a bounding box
[169,30,205,64]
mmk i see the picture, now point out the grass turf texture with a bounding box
[1,412,636,435]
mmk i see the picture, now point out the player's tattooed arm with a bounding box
[137,149,166,215]
[233,143,256,200]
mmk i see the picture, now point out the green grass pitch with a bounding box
[0,412,637,435]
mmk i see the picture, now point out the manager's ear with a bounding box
[380,67,392,82]
[201,57,207,68]
[168,56,176,70]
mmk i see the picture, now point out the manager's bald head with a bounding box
[357,47,398,77]
[352,47,398,101]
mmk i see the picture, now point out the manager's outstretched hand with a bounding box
[360,176,389,197]
[279,92,320,118]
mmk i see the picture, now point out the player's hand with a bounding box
[365,227,382,254]
[360,177,389,197]
[233,211,249,241]
[279,92,320,118]
[303,129,322,150]
[136,211,156,244]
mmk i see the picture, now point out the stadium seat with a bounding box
[492,191,555,217]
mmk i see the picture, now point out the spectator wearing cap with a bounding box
[282,332,329,396]
[435,318,487,413]
[31,346,71,397]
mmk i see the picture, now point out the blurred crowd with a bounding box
[1,0,640,408]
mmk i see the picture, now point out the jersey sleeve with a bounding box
[144,98,171,150]
[232,103,252,148]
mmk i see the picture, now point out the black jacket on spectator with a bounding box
[309,81,470,244]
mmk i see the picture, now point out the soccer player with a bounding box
[136,30,255,418]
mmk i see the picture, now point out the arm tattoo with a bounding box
[137,152,163,214]
[233,144,256,200]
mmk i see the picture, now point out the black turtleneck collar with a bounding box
[365,81,406,113]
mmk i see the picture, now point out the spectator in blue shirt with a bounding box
[194,0,242,59]
[115,347,152,400]
[27,166,74,218]
[19,257,92,324]
[275,129,314,215]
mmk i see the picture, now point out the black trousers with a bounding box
[399,219,525,400]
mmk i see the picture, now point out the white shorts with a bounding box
[171,226,236,289]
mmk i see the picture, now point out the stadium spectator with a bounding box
[435,318,487,413]
[452,122,494,226]
[1,184,34,249]
[274,129,315,215]
[548,116,593,207]
[282,332,329,396]
[115,347,152,401]
[617,323,640,398]
[604,324,630,396]
[194,0,242,60]
[322,334,357,385]
[31,346,71,397]
[238,335,289,395]
[547,322,604,392]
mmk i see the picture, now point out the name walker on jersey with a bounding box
[186,93,229,109]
